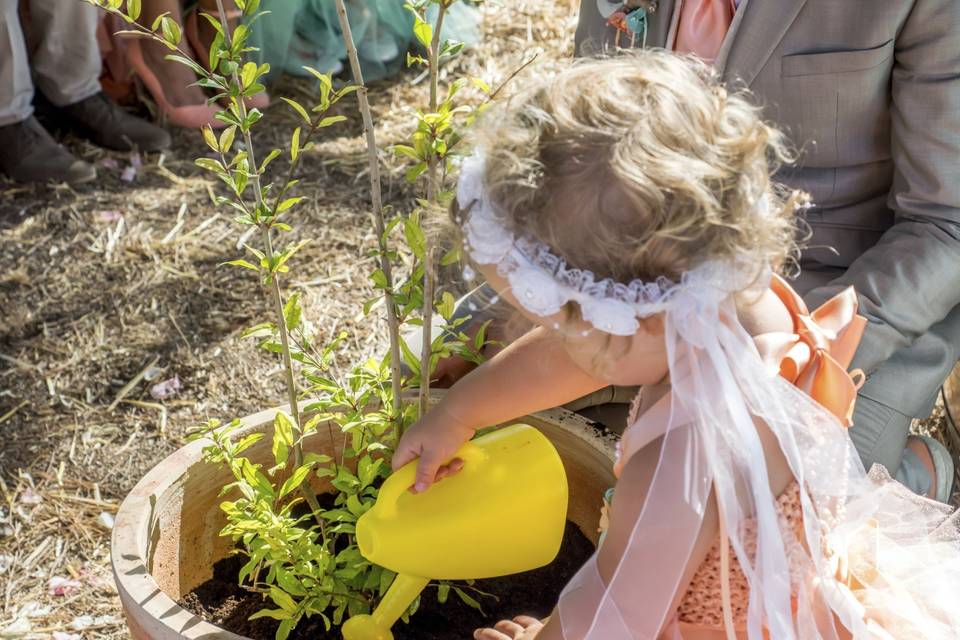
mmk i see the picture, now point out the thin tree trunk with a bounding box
[332,0,405,429]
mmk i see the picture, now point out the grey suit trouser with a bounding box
[844,302,960,495]
[0,0,102,126]
[452,278,960,497]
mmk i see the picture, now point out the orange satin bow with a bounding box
[755,275,868,427]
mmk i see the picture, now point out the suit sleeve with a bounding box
[804,0,960,376]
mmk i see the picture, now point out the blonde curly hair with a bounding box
[463,50,803,290]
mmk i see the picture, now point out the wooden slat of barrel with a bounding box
[944,362,960,450]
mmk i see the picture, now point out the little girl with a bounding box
[393,51,960,639]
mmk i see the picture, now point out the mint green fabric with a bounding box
[247,1,481,83]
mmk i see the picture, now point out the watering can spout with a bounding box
[341,424,568,640]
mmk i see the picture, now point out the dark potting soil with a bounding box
[179,521,594,640]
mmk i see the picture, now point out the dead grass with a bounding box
[0,2,578,637]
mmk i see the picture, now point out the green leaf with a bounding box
[195,157,224,174]
[281,97,311,124]
[163,53,206,76]
[159,16,181,48]
[304,452,332,466]
[271,418,290,468]
[223,258,259,272]
[277,197,304,213]
[126,0,141,21]
[150,11,169,31]
[209,32,223,71]
[406,52,428,68]
[405,162,428,183]
[357,456,383,489]
[240,61,258,89]
[303,66,333,100]
[318,115,347,128]
[471,76,491,94]
[276,568,308,597]
[240,321,274,339]
[437,291,456,321]
[440,246,460,266]
[233,433,264,455]
[369,269,389,290]
[279,463,312,499]
[379,569,396,596]
[398,336,421,377]
[413,18,433,49]
[403,216,426,258]
[454,587,484,612]
[290,126,300,163]
[219,126,237,154]
[201,125,218,152]
[283,292,302,331]
[440,40,466,59]
[331,467,359,492]
[346,493,365,517]
[437,583,450,603]
[393,144,420,161]
[277,618,296,640]
[248,608,291,621]
[259,148,282,173]
[274,411,295,446]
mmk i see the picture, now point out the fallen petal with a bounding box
[150,376,181,400]
[19,488,42,505]
[70,615,94,630]
[48,576,83,597]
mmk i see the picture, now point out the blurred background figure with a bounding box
[101,0,480,128]
[246,0,481,84]
[120,0,268,130]
[0,0,170,184]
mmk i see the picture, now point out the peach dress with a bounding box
[611,275,867,638]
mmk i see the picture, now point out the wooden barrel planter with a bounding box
[111,398,617,639]
[943,363,960,451]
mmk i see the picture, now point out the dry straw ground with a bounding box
[0,2,955,638]
[0,2,579,637]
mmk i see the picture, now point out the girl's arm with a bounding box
[392,326,608,491]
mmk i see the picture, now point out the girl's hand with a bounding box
[392,404,477,493]
[474,616,544,640]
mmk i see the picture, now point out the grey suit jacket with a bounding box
[575,0,960,389]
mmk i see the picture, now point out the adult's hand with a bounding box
[433,348,481,388]
[435,314,510,388]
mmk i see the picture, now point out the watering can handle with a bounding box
[378,441,487,515]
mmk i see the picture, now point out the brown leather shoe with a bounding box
[0,117,97,184]
[57,92,172,152]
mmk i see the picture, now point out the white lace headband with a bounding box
[456,152,765,336]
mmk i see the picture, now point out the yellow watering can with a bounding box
[341,423,568,640]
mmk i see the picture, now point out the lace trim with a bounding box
[456,152,763,335]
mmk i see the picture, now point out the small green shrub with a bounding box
[90,0,504,637]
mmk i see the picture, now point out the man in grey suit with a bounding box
[439,0,960,502]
